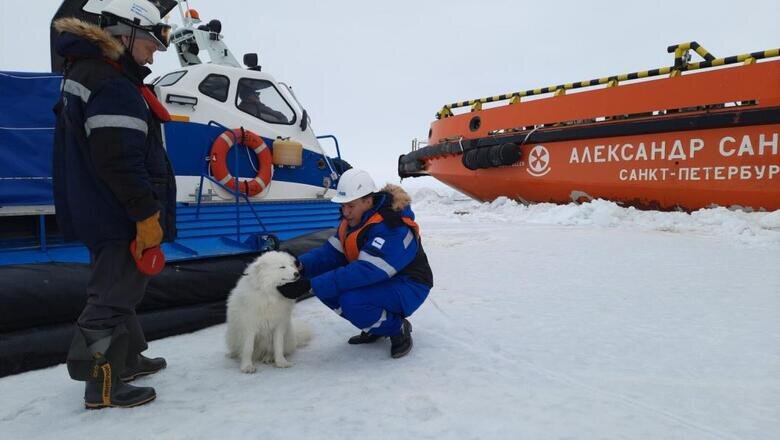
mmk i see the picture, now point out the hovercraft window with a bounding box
[235,78,296,125]
[155,70,187,87]
[199,74,230,102]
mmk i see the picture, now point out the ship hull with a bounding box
[401,56,780,211]
[425,121,779,211]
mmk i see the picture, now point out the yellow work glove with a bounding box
[134,211,163,259]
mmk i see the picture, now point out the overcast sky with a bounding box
[1,0,778,189]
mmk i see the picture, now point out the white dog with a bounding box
[226,251,311,373]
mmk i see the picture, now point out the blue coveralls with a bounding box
[299,191,433,336]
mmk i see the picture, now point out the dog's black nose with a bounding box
[293,271,300,279]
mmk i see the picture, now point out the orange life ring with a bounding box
[209,128,273,197]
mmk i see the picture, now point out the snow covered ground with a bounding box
[2,190,779,440]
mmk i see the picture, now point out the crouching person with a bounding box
[277,169,433,358]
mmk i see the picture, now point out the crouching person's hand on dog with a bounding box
[277,277,311,299]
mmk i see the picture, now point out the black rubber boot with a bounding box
[390,319,413,359]
[121,354,167,382]
[347,331,383,345]
[67,325,156,409]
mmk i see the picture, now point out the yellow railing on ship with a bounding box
[436,42,780,119]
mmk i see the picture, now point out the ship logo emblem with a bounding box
[526,145,551,177]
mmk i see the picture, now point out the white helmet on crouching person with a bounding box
[100,0,171,51]
[331,169,377,203]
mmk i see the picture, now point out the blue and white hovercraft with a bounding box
[0,0,350,376]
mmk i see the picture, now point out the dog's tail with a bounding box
[294,323,312,348]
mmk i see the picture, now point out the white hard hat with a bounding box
[101,0,171,51]
[331,169,377,203]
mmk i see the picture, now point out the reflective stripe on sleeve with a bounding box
[328,236,344,254]
[84,115,148,136]
[63,79,91,103]
[358,250,397,277]
[402,230,414,248]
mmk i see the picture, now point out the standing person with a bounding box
[277,169,433,358]
[52,0,175,409]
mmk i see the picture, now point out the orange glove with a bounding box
[134,211,163,259]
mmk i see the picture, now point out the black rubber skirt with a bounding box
[0,229,333,377]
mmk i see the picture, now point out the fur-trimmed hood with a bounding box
[378,184,411,212]
[345,184,415,230]
[53,17,125,61]
[361,184,415,229]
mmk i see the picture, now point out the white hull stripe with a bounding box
[0,72,61,79]
[85,115,147,136]
[63,79,91,104]
[403,230,414,249]
[358,251,397,277]
[334,307,342,316]
[328,236,344,254]
[253,144,267,154]
[219,133,234,147]
[363,310,387,333]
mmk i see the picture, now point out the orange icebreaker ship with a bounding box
[398,42,780,211]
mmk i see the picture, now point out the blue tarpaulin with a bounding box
[0,71,62,206]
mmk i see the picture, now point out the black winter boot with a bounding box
[120,314,165,381]
[390,319,413,359]
[347,331,383,345]
[121,354,167,382]
[67,325,156,409]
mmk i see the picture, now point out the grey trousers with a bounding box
[77,242,150,357]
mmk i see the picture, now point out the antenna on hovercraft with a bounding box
[170,0,240,68]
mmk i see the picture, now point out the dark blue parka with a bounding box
[52,18,176,250]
